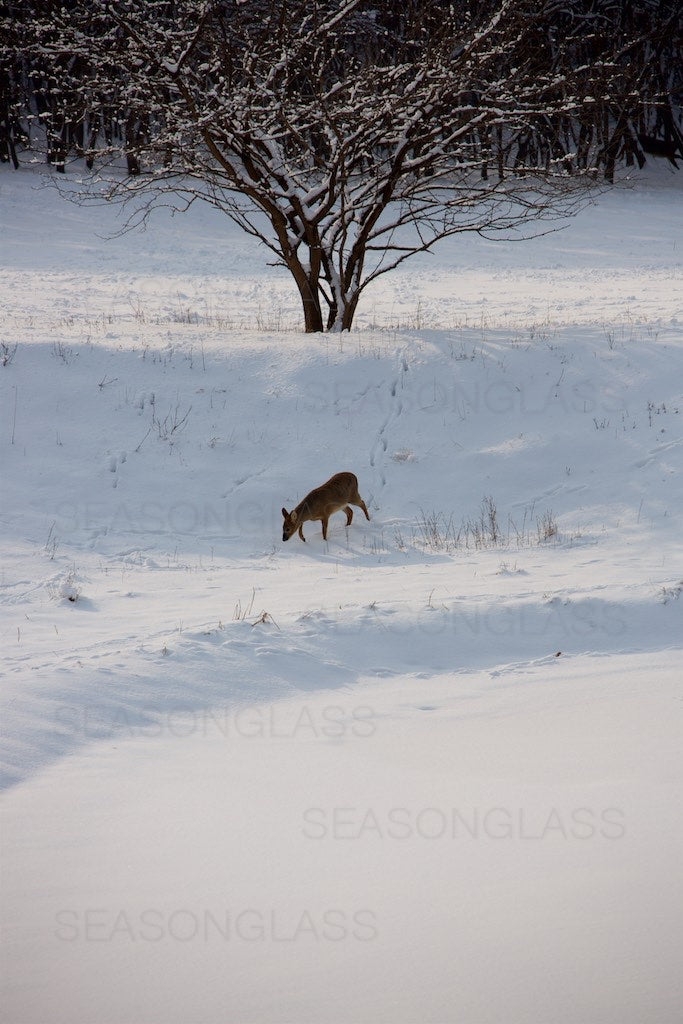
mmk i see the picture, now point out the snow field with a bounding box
[1,165,682,1023]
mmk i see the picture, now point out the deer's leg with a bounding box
[344,505,353,525]
[298,524,306,542]
[322,517,329,540]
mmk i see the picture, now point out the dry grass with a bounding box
[415,497,559,552]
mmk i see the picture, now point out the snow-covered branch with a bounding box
[11,0,680,330]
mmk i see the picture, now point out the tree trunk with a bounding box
[280,250,325,332]
[325,276,360,332]
[339,294,360,332]
[294,276,325,333]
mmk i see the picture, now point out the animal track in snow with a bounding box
[634,437,682,469]
[368,364,407,489]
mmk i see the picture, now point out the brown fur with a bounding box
[282,471,370,542]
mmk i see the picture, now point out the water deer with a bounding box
[281,472,370,542]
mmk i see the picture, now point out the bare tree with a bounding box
[14,0,667,331]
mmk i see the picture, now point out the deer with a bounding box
[281,472,370,542]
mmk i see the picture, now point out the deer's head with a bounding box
[281,507,298,542]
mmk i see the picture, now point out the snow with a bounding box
[1,162,682,1024]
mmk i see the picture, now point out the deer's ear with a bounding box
[290,509,298,523]
[281,507,288,518]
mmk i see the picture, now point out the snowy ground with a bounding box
[1,163,682,1024]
